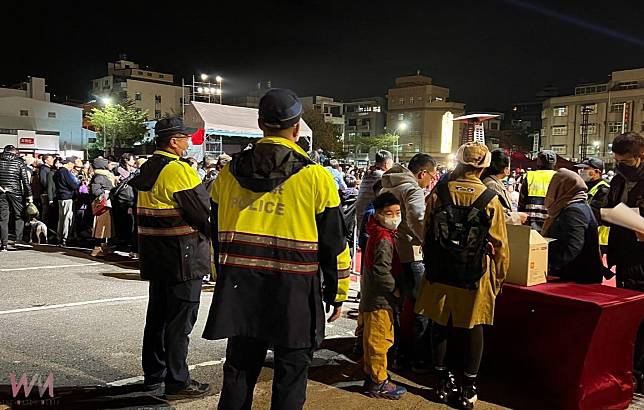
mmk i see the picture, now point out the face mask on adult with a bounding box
[579,170,593,182]
[617,163,643,180]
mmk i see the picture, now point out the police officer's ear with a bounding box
[292,122,300,142]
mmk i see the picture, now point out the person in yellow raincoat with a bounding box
[415,142,509,409]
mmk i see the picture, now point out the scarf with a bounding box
[542,168,588,236]
[94,168,117,187]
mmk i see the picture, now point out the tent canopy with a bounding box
[184,101,313,140]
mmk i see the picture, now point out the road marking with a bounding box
[0,262,104,272]
[0,296,148,315]
[106,359,226,387]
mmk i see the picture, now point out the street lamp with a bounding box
[200,74,208,81]
[215,76,223,104]
[394,122,408,163]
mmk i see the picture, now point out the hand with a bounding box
[325,302,342,323]
[517,212,529,224]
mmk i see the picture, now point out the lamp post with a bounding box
[101,97,112,156]
[215,76,223,104]
[394,122,408,163]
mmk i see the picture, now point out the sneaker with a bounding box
[436,370,459,404]
[459,384,478,409]
[142,381,163,392]
[364,378,406,400]
[0,245,7,252]
[60,239,67,248]
[165,380,210,400]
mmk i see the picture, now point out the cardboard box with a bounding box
[504,224,549,286]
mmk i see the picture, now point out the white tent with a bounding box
[184,101,313,150]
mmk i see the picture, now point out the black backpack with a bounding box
[424,182,497,290]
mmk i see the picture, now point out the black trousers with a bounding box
[0,192,24,245]
[219,336,313,410]
[401,261,431,363]
[142,278,201,391]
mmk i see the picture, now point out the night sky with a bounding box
[4,0,644,110]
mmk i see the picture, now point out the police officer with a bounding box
[203,89,351,410]
[129,118,211,400]
[575,157,610,252]
[518,150,557,232]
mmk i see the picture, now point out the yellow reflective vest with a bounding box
[588,179,610,246]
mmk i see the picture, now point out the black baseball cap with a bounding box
[538,150,557,165]
[258,89,303,129]
[575,157,604,171]
[155,117,195,139]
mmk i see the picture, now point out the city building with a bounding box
[229,81,273,108]
[386,73,465,163]
[0,76,95,154]
[300,95,345,139]
[541,68,644,163]
[344,97,386,139]
[91,59,188,120]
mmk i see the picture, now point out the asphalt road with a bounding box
[1,245,642,410]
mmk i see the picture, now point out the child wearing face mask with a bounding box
[360,192,407,400]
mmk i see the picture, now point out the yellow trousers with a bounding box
[362,309,394,384]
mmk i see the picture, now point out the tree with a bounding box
[301,109,343,155]
[352,133,398,153]
[88,101,148,156]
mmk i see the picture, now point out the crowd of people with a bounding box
[1,87,643,410]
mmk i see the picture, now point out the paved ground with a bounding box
[0,244,642,409]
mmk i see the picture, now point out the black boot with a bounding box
[460,374,478,409]
[435,368,458,403]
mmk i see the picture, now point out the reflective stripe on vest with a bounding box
[218,231,320,275]
[137,207,195,236]
[587,180,610,246]
[527,170,556,198]
[588,180,609,198]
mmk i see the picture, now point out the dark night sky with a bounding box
[3,0,644,110]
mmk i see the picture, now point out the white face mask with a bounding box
[579,171,593,182]
[382,216,402,230]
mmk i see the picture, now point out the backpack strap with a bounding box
[471,188,497,212]
[436,182,452,207]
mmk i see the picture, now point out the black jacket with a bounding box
[39,165,53,195]
[586,178,610,223]
[548,202,607,284]
[605,165,644,288]
[0,152,31,197]
[89,172,115,199]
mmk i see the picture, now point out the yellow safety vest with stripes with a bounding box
[588,179,610,246]
[137,150,202,236]
[211,137,350,303]
[527,170,556,198]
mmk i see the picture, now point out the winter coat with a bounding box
[0,152,31,197]
[355,168,385,224]
[605,164,644,289]
[90,169,116,199]
[415,174,509,328]
[129,150,211,283]
[53,168,80,200]
[483,175,523,225]
[547,202,607,284]
[380,164,425,263]
[360,217,402,312]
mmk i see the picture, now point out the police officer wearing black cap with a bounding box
[128,117,211,399]
[575,157,610,229]
[203,89,351,409]
[518,149,557,232]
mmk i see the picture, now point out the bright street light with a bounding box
[200,74,208,81]
[101,97,112,105]
[214,88,221,95]
[398,122,408,131]
[197,87,204,93]
[215,75,222,83]
[593,141,600,147]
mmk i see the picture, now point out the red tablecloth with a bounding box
[487,283,644,410]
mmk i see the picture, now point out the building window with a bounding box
[579,124,597,134]
[104,79,109,86]
[19,110,28,116]
[155,95,162,103]
[552,125,568,136]
[137,71,143,75]
[580,104,597,114]
[159,74,164,79]
[490,122,499,130]
[147,72,152,77]
[618,81,638,90]
[610,102,625,113]
[417,96,423,103]
[373,106,381,113]
[155,110,162,119]
[135,92,142,101]
[409,97,414,104]
[398,113,404,121]
[398,98,404,105]
[88,137,97,144]
[608,122,623,133]
[553,106,568,117]
[48,112,56,118]
[551,145,567,154]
